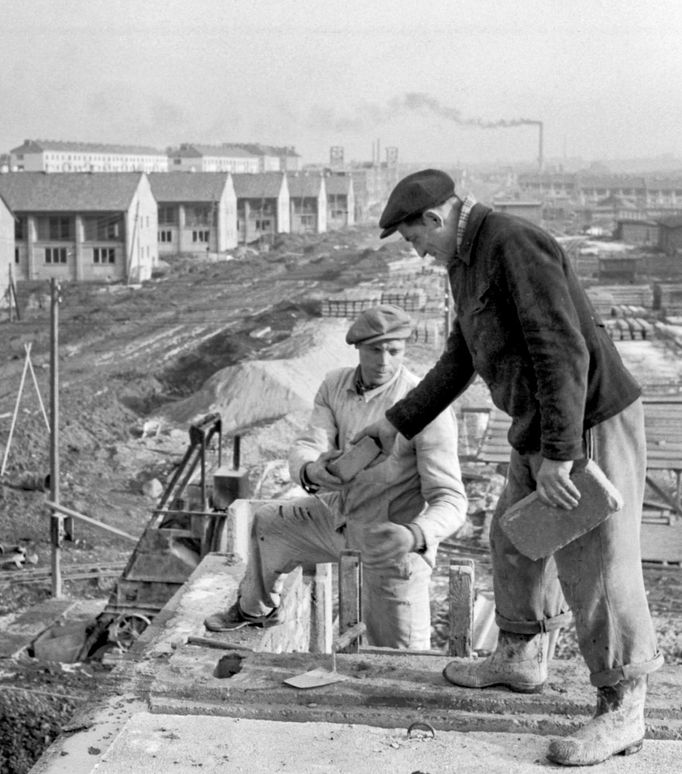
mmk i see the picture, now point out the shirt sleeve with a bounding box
[386,320,476,439]
[410,406,468,567]
[288,378,338,483]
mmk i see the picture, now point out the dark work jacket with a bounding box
[387,204,641,460]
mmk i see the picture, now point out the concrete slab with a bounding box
[46,711,682,774]
[147,645,682,739]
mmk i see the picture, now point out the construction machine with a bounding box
[79,412,247,657]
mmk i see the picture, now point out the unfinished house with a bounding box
[325,174,355,229]
[658,215,682,255]
[149,172,238,257]
[233,172,290,244]
[0,172,158,283]
[615,218,660,247]
[168,144,259,174]
[0,194,13,303]
[288,174,327,235]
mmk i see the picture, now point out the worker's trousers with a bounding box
[491,398,663,686]
[237,497,433,649]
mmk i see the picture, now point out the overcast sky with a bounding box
[2,1,681,167]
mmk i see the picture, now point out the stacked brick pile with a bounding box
[320,288,382,318]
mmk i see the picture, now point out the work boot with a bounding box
[204,602,282,632]
[442,631,547,693]
[547,676,647,766]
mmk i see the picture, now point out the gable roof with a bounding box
[232,172,285,198]
[10,139,165,156]
[287,174,324,198]
[148,172,232,202]
[0,172,145,211]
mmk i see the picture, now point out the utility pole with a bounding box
[50,278,63,597]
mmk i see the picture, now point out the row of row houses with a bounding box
[518,171,682,208]
[0,171,355,297]
[7,140,302,175]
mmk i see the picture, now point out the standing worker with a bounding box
[354,169,663,766]
[205,304,467,649]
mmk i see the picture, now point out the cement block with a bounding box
[500,460,623,560]
[327,437,381,482]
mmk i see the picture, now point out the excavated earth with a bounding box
[1,226,682,773]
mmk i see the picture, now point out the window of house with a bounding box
[192,230,209,243]
[37,217,72,241]
[186,205,210,226]
[45,247,67,264]
[15,248,20,264]
[158,206,178,225]
[158,230,173,243]
[14,217,25,240]
[93,247,116,264]
[83,216,122,241]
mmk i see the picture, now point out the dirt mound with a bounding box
[156,318,358,432]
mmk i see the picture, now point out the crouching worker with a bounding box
[204,304,467,649]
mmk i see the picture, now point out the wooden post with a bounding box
[448,558,475,657]
[311,562,333,654]
[50,279,63,598]
[338,550,362,653]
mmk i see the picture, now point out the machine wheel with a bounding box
[109,613,151,651]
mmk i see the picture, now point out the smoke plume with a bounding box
[388,92,542,128]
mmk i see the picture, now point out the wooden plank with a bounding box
[311,562,333,654]
[641,521,682,564]
[448,560,474,657]
[338,550,362,653]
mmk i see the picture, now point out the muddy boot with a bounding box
[442,631,547,693]
[547,676,647,766]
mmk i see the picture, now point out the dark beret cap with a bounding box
[379,169,455,238]
[345,304,414,346]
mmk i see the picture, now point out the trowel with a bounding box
[283,622,367,689]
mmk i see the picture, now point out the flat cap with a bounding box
[379,169,455,238]
[345,304,414,346]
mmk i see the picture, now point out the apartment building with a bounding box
[519,171,682,208]
[149,172,238,255]
[0,172,158,283]
[232,144,302,173]
[168,144,259,174]
[9,140,168,173]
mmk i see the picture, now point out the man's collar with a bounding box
[454,201,491,265]
[456,195,477,254]
[352,365,403,397]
